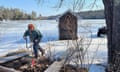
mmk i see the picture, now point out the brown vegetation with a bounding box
[1,56,53,72]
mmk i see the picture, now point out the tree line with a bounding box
[0,6,37,20]
[77,10,104,19]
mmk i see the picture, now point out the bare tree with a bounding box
[103,0,120,71]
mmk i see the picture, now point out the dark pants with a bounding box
[33,40,44,58]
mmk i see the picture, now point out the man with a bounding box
[23,24,44,58]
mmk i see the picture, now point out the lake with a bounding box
[0,19,106,56]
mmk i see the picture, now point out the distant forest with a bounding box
[0,6,37,20]
[77,10,104,19]
[47,10,105,20]
[0,6,104,20]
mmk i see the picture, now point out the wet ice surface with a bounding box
[0,19,106,55]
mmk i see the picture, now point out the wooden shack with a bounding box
[59,11,77,40]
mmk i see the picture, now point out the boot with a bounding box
[39,48,45,56]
